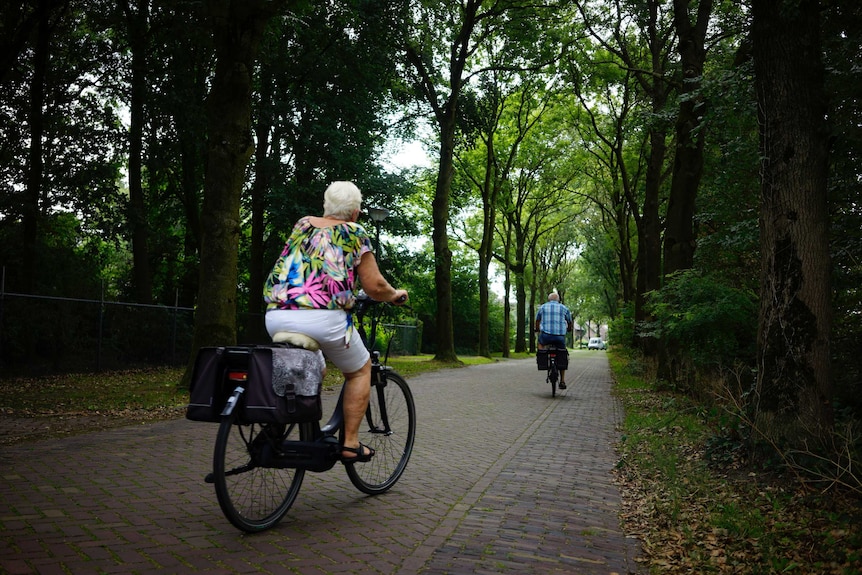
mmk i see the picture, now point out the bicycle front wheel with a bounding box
[346,370,416,495]
[213,412,308,533]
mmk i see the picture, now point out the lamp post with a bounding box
[366,206,389,256]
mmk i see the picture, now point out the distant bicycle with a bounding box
[536,346,568,398]
[196,295,416,533]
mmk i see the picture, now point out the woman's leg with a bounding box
[265,309,373,458]
[340,359,373,458]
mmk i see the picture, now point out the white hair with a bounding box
[323,181,363,220]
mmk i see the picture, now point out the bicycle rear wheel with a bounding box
[548,362,558,397]
[345,370,416,495]
[213,412,308,532]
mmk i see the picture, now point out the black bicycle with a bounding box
[537,346,568,397]
[207,295,416,533]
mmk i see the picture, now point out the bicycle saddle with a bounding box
[272,331,320,351]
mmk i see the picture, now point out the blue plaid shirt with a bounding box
[535,300,572,336]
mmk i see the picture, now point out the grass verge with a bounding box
[0,353,499,419]
[609,350,862,575]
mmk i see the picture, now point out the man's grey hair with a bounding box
[548,292,560,302]
[323,181,363,220]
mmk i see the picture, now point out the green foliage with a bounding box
[393,243,506,356]
[572,223,620,322]
[646,270,757,370]
[823,2,862,416]
[611,350,862,574]
[0,0,859,420]
[608,301,637,349]
[0,3,126,234]
[693,56,760,294]
[0,213,108,297]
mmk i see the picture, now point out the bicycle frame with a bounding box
[539,345,567,397]
[207,294,416,532]
[215,297,399,473]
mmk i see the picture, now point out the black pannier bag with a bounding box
[536,349,550,370]
[243,345,324,424]
[536,348,569,371]
[186,347,229,422]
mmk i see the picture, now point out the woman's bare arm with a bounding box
[357,252,408,303]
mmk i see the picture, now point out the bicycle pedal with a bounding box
[204,473,214,484]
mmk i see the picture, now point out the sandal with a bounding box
[340,443,376,464]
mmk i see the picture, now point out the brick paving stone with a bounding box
[0,352,642,574]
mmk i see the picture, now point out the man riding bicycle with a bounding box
[535,292,573,389]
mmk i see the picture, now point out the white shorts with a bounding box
[265,309,370,374]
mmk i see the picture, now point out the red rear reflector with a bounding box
[228,371,248,382]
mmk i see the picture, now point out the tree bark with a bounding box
[246,108,270,339]
[432,114,458,362]
[21,0,52,295]
[188,0,284,370]
[121,0,153,304]
[477,138,498,358]
[404,0,486,364]
[634,125,664,341]
[663,0,711,277]
[619,0,670,356]
[752,0,832,446]
[512,236,527,353]
[657,0,712,382]
[501,223,512,358]
[245,51,275,342]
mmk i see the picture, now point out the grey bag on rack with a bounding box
[243,345,325,424]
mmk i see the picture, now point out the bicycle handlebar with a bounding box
[354,292,410,313]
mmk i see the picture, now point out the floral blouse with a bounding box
[263,217,373,344]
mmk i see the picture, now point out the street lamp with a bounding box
[366,206,389,256]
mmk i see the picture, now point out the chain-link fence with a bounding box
[0,291,198,378]
[1,290,419,378]
[382,323,421,355]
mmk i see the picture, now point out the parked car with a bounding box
[587,337,607,350]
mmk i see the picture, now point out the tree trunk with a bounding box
[245,53,275,342]
[169,30,208,309]
[511,230,527,352]
[657,0,712,382]
[628,0,670,357]
[404,1,486,364]
[477,141,498,358]
[514,269,527,353]
[752,0,832,447]
[432,115,458,362]
[663,0,712,277]
[528,284,537,353]
[187,0,283,375]
[178,130,203,307]
[501,219,512,358]
[122,0,153,304]
[246,107,270,340]
[22,0,51,294]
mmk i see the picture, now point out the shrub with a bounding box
[647,270,757,372]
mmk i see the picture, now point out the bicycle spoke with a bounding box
[346,371,415,494]
[212,416,306,532]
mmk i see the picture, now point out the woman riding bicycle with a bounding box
[262,181,408,464]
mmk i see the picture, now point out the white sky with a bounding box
[381,139,434,171]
